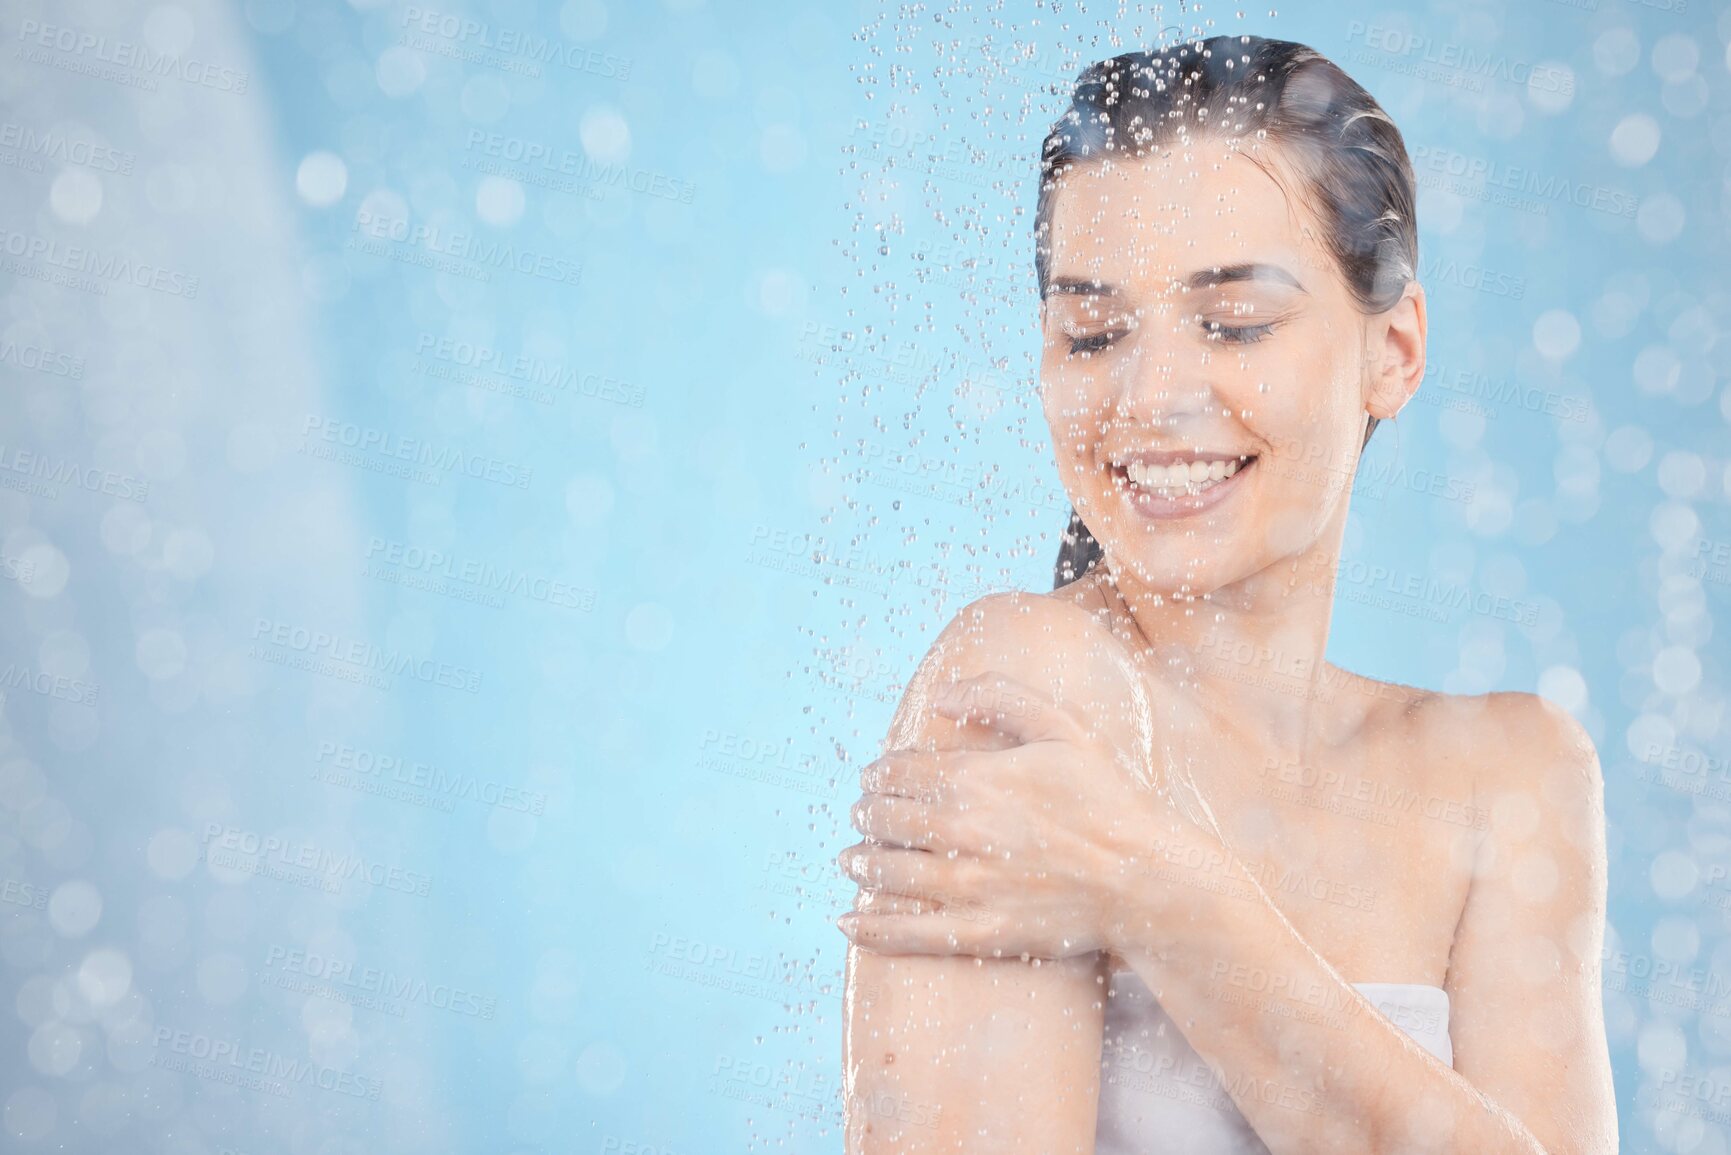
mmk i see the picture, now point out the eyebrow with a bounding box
[1047,262,1309,297]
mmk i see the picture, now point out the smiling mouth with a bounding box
[1109,455,1258,498]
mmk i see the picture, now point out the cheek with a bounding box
[1040,364,1111,449]
[1244,358,1367,503]
[1234,349,1355,444]
[1225,366,1311,444]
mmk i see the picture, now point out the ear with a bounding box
[1364,281,1426,422]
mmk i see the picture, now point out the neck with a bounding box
[1100,507,1353,755]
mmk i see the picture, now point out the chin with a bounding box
[1101,546,1237,600]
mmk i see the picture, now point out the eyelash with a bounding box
[1065,320,1278,355]
[1204,320,1278,345]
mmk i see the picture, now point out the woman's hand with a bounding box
[836,666,1229,961]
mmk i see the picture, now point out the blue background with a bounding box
[0,0,1725,1151]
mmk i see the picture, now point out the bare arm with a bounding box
[1092,691,1617,1155]
[840,593,1109,1153]
[1440,693,1618,1155]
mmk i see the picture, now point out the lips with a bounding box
[1107,454,1258,519]
[1108,447,1253,468]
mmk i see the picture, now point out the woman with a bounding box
[836,34,1617,1155]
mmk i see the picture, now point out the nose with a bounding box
[1105,305,1218,436]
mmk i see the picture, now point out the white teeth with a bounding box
[1122,456,1250,491]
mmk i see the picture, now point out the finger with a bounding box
[859,750,952,801]
[931,671,1070,746]
[838,911,1015,958]
[855,885,995,925]
[852,889,943,916]
[850,793,946,850]
[837,842,962,900]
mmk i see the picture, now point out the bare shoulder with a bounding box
[1473,692,1605,843]
[1415,688,1599,779]
[1328,667,1604,836]
[880,583,1128,754]
[1400,686,1605,836]
[921,582,1119,678]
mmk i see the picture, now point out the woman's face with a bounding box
[1039,138,1379,598]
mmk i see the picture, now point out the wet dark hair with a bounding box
[1044,34,1418,589]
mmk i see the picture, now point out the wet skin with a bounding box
[838,136,1615,1154]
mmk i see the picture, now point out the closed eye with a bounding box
[1065,318,1279,355]
[1061,316,1131,356]
[1067,330,1122,355]
[1203,319,1277,344]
